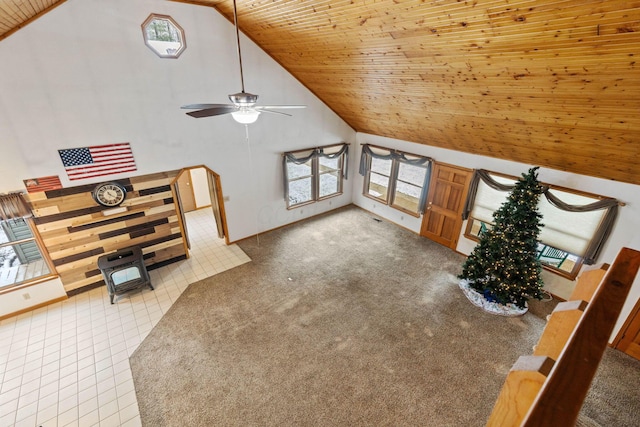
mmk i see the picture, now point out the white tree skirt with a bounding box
[458,279,528,317]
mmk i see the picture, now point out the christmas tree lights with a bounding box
[459,167,545,309]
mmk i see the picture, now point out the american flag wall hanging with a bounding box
[58,143,137,181]
[23,175,63,193]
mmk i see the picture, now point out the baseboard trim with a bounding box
[0,295,69,321]
[230,204,353,245]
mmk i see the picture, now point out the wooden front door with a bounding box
[420,162,472,250]
[614,298,640,361]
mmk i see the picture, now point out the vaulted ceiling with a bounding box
[2,1,639,185]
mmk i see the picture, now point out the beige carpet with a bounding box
[130,205,640,426]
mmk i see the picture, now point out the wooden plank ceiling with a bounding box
[1,1,639,185]
[0,0,65,40]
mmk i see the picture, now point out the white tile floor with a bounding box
[0,209,251,427]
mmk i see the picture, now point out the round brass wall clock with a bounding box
[93,182,127,207]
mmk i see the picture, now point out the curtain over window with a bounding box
[539,189,618,265]
[462,169,619,265]
[283,143,349,208]
[359,144,432,215]
[0,193,32,220]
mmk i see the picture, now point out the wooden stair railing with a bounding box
[487,247,640,427]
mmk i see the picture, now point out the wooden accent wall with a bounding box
[26,171,187,294]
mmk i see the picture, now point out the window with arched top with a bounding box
[142,14,186,58]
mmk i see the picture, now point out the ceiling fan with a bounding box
[181,0,306,124]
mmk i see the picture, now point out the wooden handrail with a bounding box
[486,248,640,427]
[523,248,640,425]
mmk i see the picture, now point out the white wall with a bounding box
[0,0,355,243]
[1,0,637,339]
[352,132,640,340]
[0,278,67,318]
[190,167,210,209]
[0,0,353,315]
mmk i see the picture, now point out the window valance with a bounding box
[0,193,32,221]
[358,144,431,175]
[359,144,432,215]
[282,143,349,202]
[462,169,619,264]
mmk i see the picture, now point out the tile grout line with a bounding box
[0,209,250,427]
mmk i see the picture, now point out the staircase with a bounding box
[486,247,640,426]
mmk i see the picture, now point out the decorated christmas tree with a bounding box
[459,167,545,309]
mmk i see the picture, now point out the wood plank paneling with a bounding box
[25,171,187,294]
[0,0,66,40]
[177,0,640,185]
[2,1,639,184]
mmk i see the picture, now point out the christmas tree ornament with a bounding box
[458,167,545,314]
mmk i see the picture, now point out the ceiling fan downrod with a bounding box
[232,0,247,95]
[180,0,306,122]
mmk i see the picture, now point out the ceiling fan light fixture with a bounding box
[181,0,305,121]
[231,109,261,124]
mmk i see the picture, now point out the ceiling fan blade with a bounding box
[257,105,307,110]
[257,109,292,117]
[185,106,237,118]
[181,103,233,110]
[181,0,304,124]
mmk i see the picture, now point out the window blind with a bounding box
[469,175,515,224]
[464,169,618,263]
[537,189,607,256]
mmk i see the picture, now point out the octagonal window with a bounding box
[142,14,186,58]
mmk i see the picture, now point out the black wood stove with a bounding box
[97,246,153,304]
